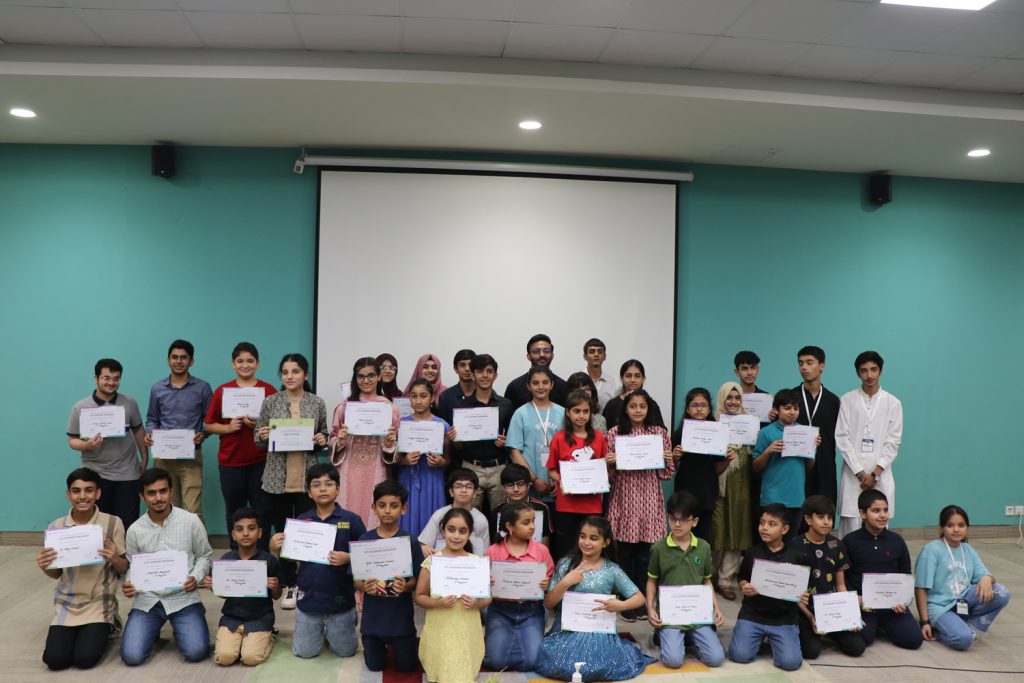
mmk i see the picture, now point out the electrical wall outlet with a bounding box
[1007,506,1016,516]
[1015,505,1024,516]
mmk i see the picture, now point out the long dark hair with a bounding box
[564,515,616,567]
[278,353,312,392]
[615,389,659,434]
[566,372,600,416]
[376,353,401,399]
[439,507,475,554]
[500,500,535,537]
[939,504,970,542]
[561,390,596,447]
[349,357,382,401]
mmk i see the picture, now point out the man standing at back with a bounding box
[503,334,569,410]
[583,338,617,412]
[792,346,840,504]
[146,339,212,523]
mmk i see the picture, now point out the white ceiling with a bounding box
[1,0,1022,182]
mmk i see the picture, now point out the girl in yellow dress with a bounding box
[415,508,491,682]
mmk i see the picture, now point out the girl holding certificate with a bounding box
[396,379,452,538]
[330,357,400,530]
[535,516,654,681]
[375,353,402,400]
[605,389,674,621]
[402,353,447,407]
[671,388,730,544]
[914,505,1012,651]
[711,382,754,601]
[415,508,490,682]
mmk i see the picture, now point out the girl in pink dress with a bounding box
[330,357,399,529]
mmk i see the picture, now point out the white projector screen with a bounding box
[316,169,677,421]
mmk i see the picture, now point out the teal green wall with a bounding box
[1,145,1020,531]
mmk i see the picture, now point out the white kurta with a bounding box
[834,387,903,520]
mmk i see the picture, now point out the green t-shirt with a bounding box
[647,533,713,630]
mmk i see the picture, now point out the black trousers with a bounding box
[265,491,313,586]
[97,477,140,531]
[219,462,270,550]
[798,612,865,659]
[553,511,592,564]
[43,623,111,670]
[862,609,923,649]
[618,541,651,616]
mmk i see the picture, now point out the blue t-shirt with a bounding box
[507,401,564,492]
[358,528,425,638]
[915,539,991,621]
[295,504,367,615]
[754,422,806,508]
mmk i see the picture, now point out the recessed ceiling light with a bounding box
[10,107,36,118]
[880,1,995,10]
[518,120,542,130]
[967,148,991,158]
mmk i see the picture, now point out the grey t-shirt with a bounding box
[67,393,143,481]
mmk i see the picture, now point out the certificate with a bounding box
[559,459,610,494]
[392,397,414,419]
[718,413,760,446]
[679,419,730,456]
[222,387,265,418]
[151,429,196,459]
[268,418,314,452]
[782,425,819,458]
[561,592,617,634]
[130,550,188,592]
[614,434,665,470]
[452,407,500,441]
[281,517,335,564]
[742,393,773,422]
[350,536,413,581]
[429,554,490,598]
[491,561,547,601]
[78,406,126,438]
[659,585,714,626]
[862,573,915,609]
[398,420,445,455]
[813,592,862,633]
[344,401,393,436]
[44,525,104,569]
[212,560,268,598]
[750,559,810,602]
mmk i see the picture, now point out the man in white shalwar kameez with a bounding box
[835,351,903,538]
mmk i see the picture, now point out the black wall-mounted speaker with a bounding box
[151,144,176,179]
[868,173,891,206]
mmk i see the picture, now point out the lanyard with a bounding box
[532,402,552,447]
[802,386,822,425]
[943,539,968,596]
[860,391,879,437]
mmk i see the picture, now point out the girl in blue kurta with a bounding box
[535,515,655,681]
[395,379,452,538]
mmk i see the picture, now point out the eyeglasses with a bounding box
[529,347,553,355]
[356,373,378,382]
[451,483,476,491]
[380,364,396,372]
[669,516,695,525]
[503,481,529,489]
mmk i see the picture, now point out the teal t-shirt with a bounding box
[754,422,806,508]
[507,401,564,491]
[915,539,990,621]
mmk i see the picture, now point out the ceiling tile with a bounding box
[949,57,1024,92]
[175,0,289,11]
[294,13,400,52]
[918,12,1024,58]
[77,9,201,48]
[402,18,506,57]
[865,52,992,88]
[0,6,101,45]
[514,0,632,28]
[725,0,866,43]
[823,4,970,51]
[399,0,514,22]
[599,29,713,68]
[692,37,811,74]
[780,44,901,81]
[504,22,613,61]
[621,0,754,35]
[66,0,179,8]
[184,11,303,49]
[288,0,399,15]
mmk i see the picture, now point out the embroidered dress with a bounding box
[605,426,673,543]
[330,395,399,530]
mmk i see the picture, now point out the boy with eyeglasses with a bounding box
[489,463,552,546]
[417,469,490,557]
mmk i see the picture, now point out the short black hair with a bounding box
[802,494,836,519]
[232,341,259,360]
[734,350,760,368]
[373,479,409,504]
[94,358,123,376]
[761,503,790,526]
[526,334,553,351]
[447,468,479,489]
[139,467,173,493]
[470,354,497,372]
[231,506,260,525]
[855,350,884,371]
[306,462,339,489]
[583,338,605,353]
[453,349,476,366]
[858,489,888,511]
[797,346,825,363]
[773,388,801,409]
[168,339,195,358]
[66,467,101,490]
[666,490,700,518]
[501,463,533,486]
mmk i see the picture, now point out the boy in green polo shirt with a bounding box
[646,491,726,668]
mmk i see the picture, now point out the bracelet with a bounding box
[919,618,930,626]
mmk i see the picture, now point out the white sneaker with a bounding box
[281,586,297,610]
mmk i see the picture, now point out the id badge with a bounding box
[539,443,550,464]
[861,438,875,453]
[956,599,969,616]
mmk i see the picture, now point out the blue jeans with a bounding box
[120,602,209,666]
[933,583,1011,651]
[728,618,802,671]
[483,601,545,671]
[219,462,269,550]
[659,625,725,668]
[293,608,358,659]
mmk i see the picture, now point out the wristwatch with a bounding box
[919,618,930,626]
